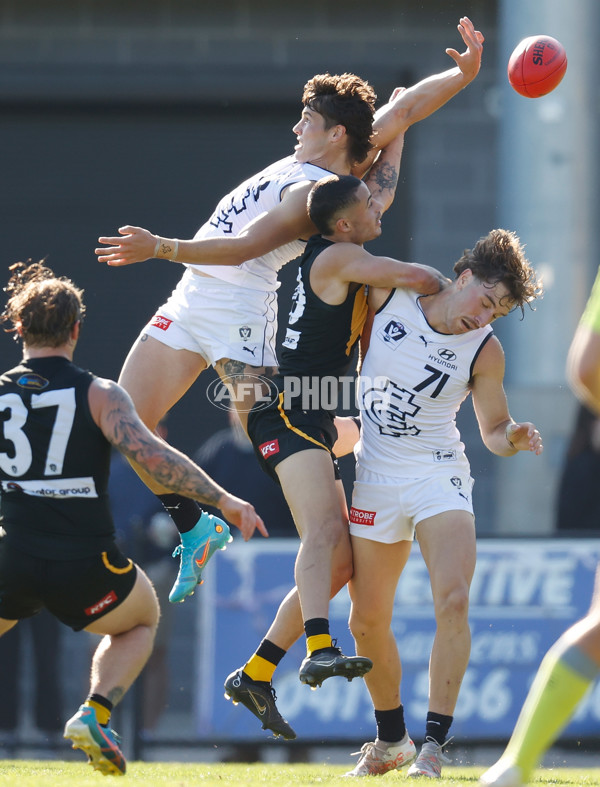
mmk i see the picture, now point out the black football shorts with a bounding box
[247,396,340,483]
[0,539,137,631]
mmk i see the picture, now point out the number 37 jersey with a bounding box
[356,288,493,479]
[0,356,114,558]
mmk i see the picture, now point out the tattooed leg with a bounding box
[214,358,278,433]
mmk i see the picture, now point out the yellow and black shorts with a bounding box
[0,540,137,631]
[247,394,340,483]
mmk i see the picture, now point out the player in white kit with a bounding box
[344,229,544,778]
[95,22,484,607]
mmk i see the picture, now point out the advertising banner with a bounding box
[196,538,600,741]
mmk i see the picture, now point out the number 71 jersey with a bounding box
[356,288,493,478]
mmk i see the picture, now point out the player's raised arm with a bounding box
[354,16,483,177]
[362,129,404,213]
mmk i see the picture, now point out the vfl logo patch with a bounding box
[85,590,117,616]
[377,318,410,349]
[16,373,49,390]
[349,507,376,526]
[259,439,280,458]
[432,449,457,463]
[151,314,172,331]
[239,325,252,340]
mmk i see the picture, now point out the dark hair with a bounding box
[453,228,543,315]
[307,174,363,235]
[1,260,85,347]
[302,73,376,165]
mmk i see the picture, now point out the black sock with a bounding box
[375,705,406,743]
[303,618,329,638]
[425,711,453,746]
[86,693,113,713]
[256,639,287,667]
[158,494,203,534]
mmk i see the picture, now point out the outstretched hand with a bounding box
[96,225,158,266]
[445,16,484,82]
[219,493,269,541]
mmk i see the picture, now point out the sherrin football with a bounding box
[507,35,567,98]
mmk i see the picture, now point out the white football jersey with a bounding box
[356,288,493,478]
[189,156,331,291]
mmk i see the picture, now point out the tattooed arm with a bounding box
[363,130,404,214]
[310,127,446,297]
[88,378,268,541]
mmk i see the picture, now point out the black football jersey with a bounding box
[0,356,115,558]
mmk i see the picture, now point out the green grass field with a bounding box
[0,761,600,786]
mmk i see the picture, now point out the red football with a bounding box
[508,35,567,98]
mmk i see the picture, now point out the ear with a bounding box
[334,215,353,235]
[456,268,473,289]
[71,320,81,342]
[329,124,346,143]
[15,321,23,337]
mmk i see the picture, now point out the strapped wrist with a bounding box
[505,423,516,449]
[153,237,179,261]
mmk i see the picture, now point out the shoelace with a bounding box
[350,741,378,758]
[426,734,453,754]
[419,736,452,771]
[172,544,183,558]
[327,637,343,656]
[254,679,279,703]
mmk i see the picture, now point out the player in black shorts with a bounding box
[0,261,264,775]
[224,134,447,738]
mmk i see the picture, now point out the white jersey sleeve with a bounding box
[188,156,331,291]
[356,288,493,479]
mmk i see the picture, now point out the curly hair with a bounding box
[1,260,85,347]
[302,73,376,165]
[453,229,543,316]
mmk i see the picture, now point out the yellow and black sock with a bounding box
[84,693,113,727]
[304,617,332,656]
[243,639,286,683]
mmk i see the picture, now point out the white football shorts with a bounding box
[349,465,475,544]
[141,268,278,368]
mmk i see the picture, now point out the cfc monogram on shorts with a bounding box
[349,507,376,526]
